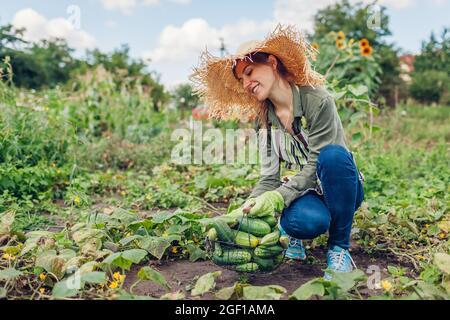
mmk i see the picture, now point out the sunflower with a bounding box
[311,42,319,50]
[360,46,373,57]
[359,38,370,48]
[335,39,345,50]
[336,31,346,41]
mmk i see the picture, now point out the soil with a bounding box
[122,244,414,300]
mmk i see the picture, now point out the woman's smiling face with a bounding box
[234,55,278,101]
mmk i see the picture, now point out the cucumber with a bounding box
[279,236,290,249]
[206,228,218,241]
[212,219,234,243]
[254,245,284,258]
[214,242,223,256]
[252,256,275,271]
[235,262,259,273]
[260,230,280,246]
[273,253,285,265]
[237,217,271,237]
[212,249,252,265]
[261,215,277,228]
[232,230,259,248]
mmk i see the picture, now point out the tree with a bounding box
[0,22,79,88]
[312,0,402,107]
[410,27,450,105]
[171,83,200,117]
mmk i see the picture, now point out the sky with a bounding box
[0,0,449,88]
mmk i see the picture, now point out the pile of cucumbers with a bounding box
[204,210,289,273]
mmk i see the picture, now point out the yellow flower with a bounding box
[335,39,345,50]
[311,42,319,50]
[438,232,446,239]
[73,196,81,205]
[360,46,373,57]
[51,163,56,168]
[39,273,47,281]
[381,280,393,292]
[337,31,346,41]
[120,191,127,197]
[56,169,62,174]
[109,281,119,289]
[359,38,370,48]
[2,253,15,260]
[171,246,178,254]
[113,272,121,281]
[39,288,45,294]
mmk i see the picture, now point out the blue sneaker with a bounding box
[278,223,306,261]
[324,245,357,280]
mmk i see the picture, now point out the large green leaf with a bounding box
[35,249,77,279]
[103,249,148,270]
[71,228,104,245]
[186,244,207,262]
[160,290,185,300]
[328,269,366,292]
[215,282,248,300]
[81,271,107,284]
[191,271,221,297]
[0,268,23,281]
[290,279,325,300]
[151,210,179,224]
[242,285,287,300]
[348,84,368,97]
[434,253,450,275]
[21,231,55,255]
[0,211,15,236]
[118,235,143,246]
[138,236,170,260]
[137,266,170,289]
[52,278,80,299]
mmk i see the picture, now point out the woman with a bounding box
[191,25,365,279]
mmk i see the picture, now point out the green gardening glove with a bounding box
[242,191,285,217]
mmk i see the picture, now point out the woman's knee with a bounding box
[318,145,349,167]
[280,207,330,239]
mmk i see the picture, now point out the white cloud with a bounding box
[168,0,191,4]
[12,8,96,50]
[274,0,338,33]
[143,18,275,63]
[100,0,137,15]
[142,0,160,6]
[100,0,190,14]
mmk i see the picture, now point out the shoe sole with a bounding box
[285,254,306,261]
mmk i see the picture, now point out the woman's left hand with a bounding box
[243,191,285,217]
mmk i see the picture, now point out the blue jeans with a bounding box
[280,144,364,250]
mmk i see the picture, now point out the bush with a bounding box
[409,70,450,105]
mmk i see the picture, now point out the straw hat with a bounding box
[190,24,325,121]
